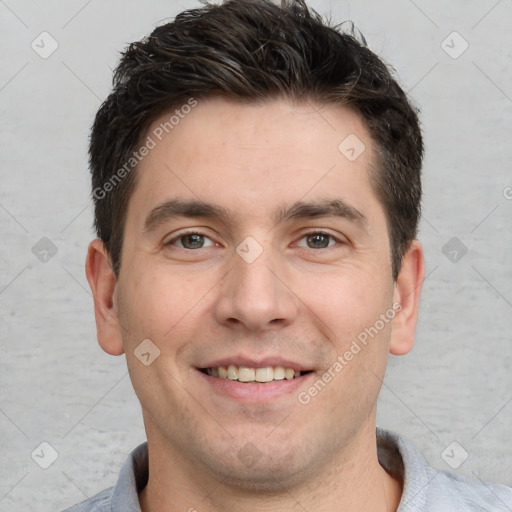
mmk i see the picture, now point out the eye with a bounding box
[297,232,339,249]
[166,232,216,249]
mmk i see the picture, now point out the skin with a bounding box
[86,97,424,512]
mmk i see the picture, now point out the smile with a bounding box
[201,365,312,383]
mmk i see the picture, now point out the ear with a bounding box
[390,240,425,356]
[85,239,125,355]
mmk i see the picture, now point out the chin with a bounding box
[202,441,318,493]
[217,464,307,493]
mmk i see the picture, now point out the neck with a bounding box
[139,421,402,512]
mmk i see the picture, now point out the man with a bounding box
[65,0,512,510]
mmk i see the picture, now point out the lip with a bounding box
[198,356,311,372]
[196,367,316,403]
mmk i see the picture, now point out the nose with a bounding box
[213,246,299,332]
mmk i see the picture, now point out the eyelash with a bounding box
[164,230,217,249]
[296,230,342,249]
[164,229,344,249]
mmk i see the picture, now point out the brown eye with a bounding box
[307,233,330,248]
[167,232,215,249]
[181,234,205,249]
[298,232,337,249]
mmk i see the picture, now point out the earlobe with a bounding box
[389,240,425,356]
[85,239,125,356]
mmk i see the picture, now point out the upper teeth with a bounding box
[205,365,301,382]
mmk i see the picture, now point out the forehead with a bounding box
[128,97,382,226]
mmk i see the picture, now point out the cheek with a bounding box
[117,256,227,362]
[117,265,194,345]
[298,269,392,344]
[296,268,394,407]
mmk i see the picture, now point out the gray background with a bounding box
[1,0,511,510]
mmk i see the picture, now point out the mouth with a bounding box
[199,365,313,383]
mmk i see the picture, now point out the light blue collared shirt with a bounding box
[62,428,512,511]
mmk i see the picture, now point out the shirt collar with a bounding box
[109,429,430,511]
[109,441,148,511]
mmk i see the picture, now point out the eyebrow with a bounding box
[274,199,367,228]
[144,199,231,232]
[143,198,367,232]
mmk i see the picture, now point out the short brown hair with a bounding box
[90,0,423,279]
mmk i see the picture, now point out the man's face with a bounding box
[113,98,400,487]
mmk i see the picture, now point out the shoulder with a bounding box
[377,428,512,512]
[427,468,512,511]
[60,486,113,511]
[60,442,148,512]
